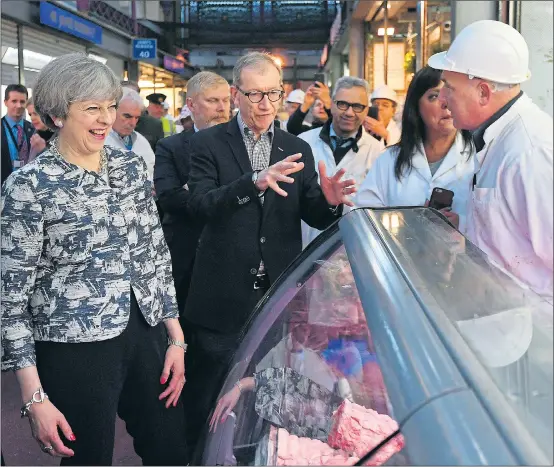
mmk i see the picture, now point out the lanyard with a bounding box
[472,138,495,191]
[2,119,25,152]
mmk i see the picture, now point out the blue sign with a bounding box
[132,39,157,60]
[40,2,103,45]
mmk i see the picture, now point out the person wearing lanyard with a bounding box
[1,84,35,185]
[428,20,553,302]
[105,87,156,182]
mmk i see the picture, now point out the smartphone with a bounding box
[367,106,379,120]
[314,72,325,86]
[429,187,454,210]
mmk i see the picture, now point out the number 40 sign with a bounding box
[132,39,157,61]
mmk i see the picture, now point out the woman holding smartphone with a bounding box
[355,66,475,231]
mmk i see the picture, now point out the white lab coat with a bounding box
[465,93,553,301]
[355,133,475,232]
[105,130,156,182]
[300,126,383,248]
[381,119,402,149]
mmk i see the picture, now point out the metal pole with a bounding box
[17,25,25,86]
[416,1,427,71]
[383,0,389,85]
[131,0,139,36]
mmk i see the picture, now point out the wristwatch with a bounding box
[168,338,188,353]
[21,387,49,418]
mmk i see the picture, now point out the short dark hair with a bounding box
[393,66,473,181]
[4,84,28,101]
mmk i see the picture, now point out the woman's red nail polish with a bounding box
[69,434,76,441]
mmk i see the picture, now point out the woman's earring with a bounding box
[55,120,63,128]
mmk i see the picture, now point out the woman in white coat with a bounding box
[355,66,475,231]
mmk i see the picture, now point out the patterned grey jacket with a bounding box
[1,143,178,372]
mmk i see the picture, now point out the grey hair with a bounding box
[233,52,283,87]
[332,76,370,100]
[119,87,144,110]
[187,71,229,98]
[482,79,517,93]
[34,53,122,130]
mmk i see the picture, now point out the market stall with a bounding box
[197,207,553,466]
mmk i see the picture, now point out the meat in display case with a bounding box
[198,208,553,466]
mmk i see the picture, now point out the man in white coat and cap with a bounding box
[364,84,402,149]
[300,76,383,248]
[428,19,553,302]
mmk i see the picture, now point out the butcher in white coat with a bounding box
[300,76,383,248]
[356,66,475,232]
[429,20,553,301]
[364,85,402,150]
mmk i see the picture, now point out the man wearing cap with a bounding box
[146,93,176,138]
[280,88,305,132]
[364,84,401,149]
[121,81,164,151]
[176,105,194,133]
[428,19,553,302]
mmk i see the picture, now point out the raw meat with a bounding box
[327,400,405,465]
[271,427,359,466]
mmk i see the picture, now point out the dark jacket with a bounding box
[184,117,341,333]
[286,106,331,136]
[136,111,164,151]
[154,129,204,314]
[1,117,35,186]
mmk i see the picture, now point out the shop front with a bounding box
[138,59,188,119]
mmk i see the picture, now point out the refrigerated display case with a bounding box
[197,207,553,466]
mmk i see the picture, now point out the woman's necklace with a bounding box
[51,137,107,175]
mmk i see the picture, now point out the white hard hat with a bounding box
[178,105,192,120]
[162,101,170,110]
[455,307,533,368]
[286,89,305,104]
[371,85,398,104]
[428,20,531,84]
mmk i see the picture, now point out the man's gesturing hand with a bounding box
[318,161,357,207]
[255,153,304,197]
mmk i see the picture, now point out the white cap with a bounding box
[178,105,192,120]
[428,20,531,84]
[286,89,305,104]
[371,85,398,104]
[456,307,533,368]
[162,101,170,110]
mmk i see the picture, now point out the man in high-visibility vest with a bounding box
[146,92,175,138]
[162,100,177,137]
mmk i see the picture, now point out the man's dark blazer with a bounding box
[1,117,34,186]
[136,111,164,151]
[184,116,341,334]
[154,129,204,314]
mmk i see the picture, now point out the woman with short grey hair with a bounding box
[1,53,188,465]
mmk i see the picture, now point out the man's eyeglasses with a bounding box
[334,100,367,113]
[237,87,284,103]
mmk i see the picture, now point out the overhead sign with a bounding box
[163,56,185,74]
[132,38,157,60]
[40,2,102,45]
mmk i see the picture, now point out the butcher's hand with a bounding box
[318,160,357,207]
[209,386,241,433]
[255,153,304,197]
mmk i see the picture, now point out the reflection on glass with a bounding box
[209,245,406,466]
[371,207,553,462]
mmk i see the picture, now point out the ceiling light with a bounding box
[377,27,395,36]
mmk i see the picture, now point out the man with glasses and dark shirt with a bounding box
[182,52,357,455]
[299,76,382,248]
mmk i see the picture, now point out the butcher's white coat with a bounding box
[355,132,475,232]
[464,93,553,302]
